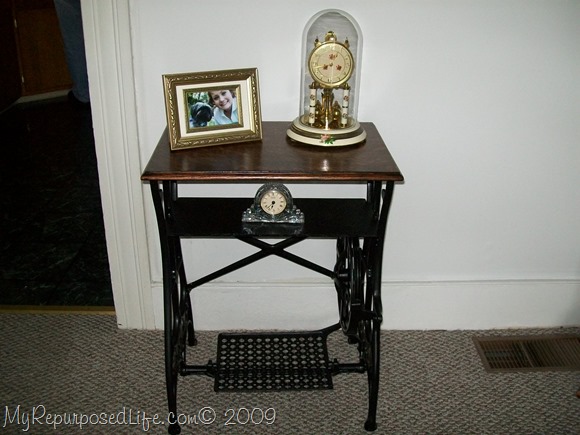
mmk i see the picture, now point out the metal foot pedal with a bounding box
[215,331,333,392]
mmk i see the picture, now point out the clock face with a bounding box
[308,42,354,87]
[260,189,288,216]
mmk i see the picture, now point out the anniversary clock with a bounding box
[287,10,366,147]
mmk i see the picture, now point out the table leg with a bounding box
[361,181,394,431]
[165,235,197,435]
[165,239,181,435]
[361,317,380,431]
[150,181,193,435]
[357,236,381,432]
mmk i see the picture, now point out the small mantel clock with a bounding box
[287,10,366,147]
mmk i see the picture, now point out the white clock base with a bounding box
[287,118,367,147]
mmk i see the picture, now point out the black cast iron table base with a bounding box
[150,180,394,434]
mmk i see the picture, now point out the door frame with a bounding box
[82,0,154,329]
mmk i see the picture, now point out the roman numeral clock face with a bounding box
[308,42,353,87]
[260,189,287,216]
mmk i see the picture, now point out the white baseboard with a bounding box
[151,279,580,331]
[380,279,580,330]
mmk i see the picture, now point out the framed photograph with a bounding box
[162,68,262,150]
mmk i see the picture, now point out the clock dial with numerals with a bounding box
[260,190,287,216]
[308,36,353,88]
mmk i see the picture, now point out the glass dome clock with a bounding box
[287,10,365,147]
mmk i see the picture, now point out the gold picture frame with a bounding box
[162,68,262,150]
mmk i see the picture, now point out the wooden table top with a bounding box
[141,121,403,182]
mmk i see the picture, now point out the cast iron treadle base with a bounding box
[215,331,333,392]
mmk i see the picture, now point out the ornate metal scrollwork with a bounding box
[170,280,195,376]
[357,316,374,367]
[169,295,186,375]
[334,237,365,337]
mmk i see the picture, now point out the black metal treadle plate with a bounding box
[215,331,333,392]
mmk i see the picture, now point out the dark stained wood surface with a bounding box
[141,122,403,182]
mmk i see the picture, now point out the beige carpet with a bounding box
[1,313,578,434]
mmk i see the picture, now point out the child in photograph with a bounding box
[208,89,238,124]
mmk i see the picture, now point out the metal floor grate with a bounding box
[473,335,580,372]
[215,331,333,392]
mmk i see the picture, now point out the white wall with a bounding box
[98,0,580,329]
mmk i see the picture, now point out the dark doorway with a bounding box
[0,97,113,306]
